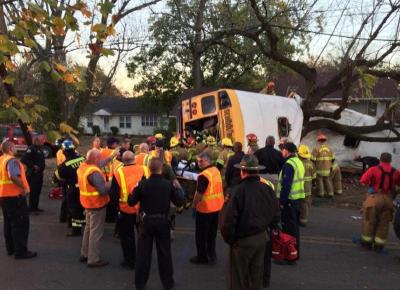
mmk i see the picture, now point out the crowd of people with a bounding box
[0,130,399,290]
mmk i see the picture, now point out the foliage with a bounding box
[110,126,119,136]
[92,125,101,136]
[0,95,47,124]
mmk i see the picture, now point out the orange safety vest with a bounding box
[196,166,224,213]
[135,153,148,166]
[0,154,30,197]
[56,149,66,166]
[148,150,172,165]
[100,148,115,180]
[77,162,110,209]
[114,165,149,214]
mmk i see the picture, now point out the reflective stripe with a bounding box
[201,168,223,201]
[361,235,373,242]
[80,190,100,196]
[117,167,129,203]
[0,180,13,185]
[317,169,331,175]
[81,165,100,197]
[143,166,149,178]
[374,236,386,245]
[65,157,85,167]
[202,192,224,201]
[277,156,305,200]
[316,156,333,161]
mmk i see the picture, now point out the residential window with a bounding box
[119,116,131,128]
[141,115,157,127]
[87,116,93,128]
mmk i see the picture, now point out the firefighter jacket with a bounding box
[300,158,316,196]
[311,143,334,176]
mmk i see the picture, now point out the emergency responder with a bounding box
[221,154,279,290]
[56,147,66,166]
[277,142,305,262]
[246,133,259,155]
[56,145,68,223]
[216,138,234,171]
[78,149,111,267]
[148,139,174,166]
[298,145,316,227]
[135,143,150,166]
[0,140,37,259]
[146,135,156,151]
[203,136,220,166]
[331,159,343,195]
[190,152,224,265]
[170,137,189,164]
[225,142,245,189]
[55,140,85,236]
[21,135,46,214]
[260,81,276,95]
[109,151,149,269]
[128,158,183,290]
[311,134,334,197]
[359,153,400,251]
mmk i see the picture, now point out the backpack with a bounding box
[271,229,298,261]
[48,187,63,200]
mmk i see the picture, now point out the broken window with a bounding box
[201,95,216,115]
[343,135,360,148]
[218,91,232,110]
[277,117,291,139]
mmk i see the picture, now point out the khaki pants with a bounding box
[228,231,267,290]
[361,193,393,246]
[81,207,106,264]
[331,167,342,195]
[316,175,333,197]
[300,195,312,225]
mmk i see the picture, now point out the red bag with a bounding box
[271,229,298,261]
[48,187,63,200]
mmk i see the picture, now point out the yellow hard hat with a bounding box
[206,136,216,145]
[221,138,233,147]
[170,137,179,148]
[155,133,164,140]
[298,144,311,159]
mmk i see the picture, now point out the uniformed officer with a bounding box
[21,135,46,214]
[298,145,316,227]
[277,142,305,262]
[359,153,400,251]
[109,151,149,269]
[0,140,37,259]
[128,158,183,290]
[55,140,86,236]
[311,134,334,197]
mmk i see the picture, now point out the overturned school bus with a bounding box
[178,89,304,146]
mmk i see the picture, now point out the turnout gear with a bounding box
[312,143,334,197]
[299,157,316,226]
[170,137,179,148]
[331,161,343,195]
[206,136,217,146]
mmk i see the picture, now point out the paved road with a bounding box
[0,194,400,290]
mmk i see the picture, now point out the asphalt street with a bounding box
[0,194,400,290]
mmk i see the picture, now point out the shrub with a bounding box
[92,125,101,136]
[110,126,119,136]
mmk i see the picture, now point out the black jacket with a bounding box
[220,175,280,245]
[128,174,183,215]
[254,145,284,174]
[225,151,245,187]
[21,145,46,176]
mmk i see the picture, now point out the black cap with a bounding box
[155,139,164,148]
[282,142,297,153]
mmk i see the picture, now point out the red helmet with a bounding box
[246,133,258,143]
[267,81,275,89]
[146,136,156,144]
[317,133,327,142]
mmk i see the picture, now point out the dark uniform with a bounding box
[55,151,85,236]
[128,174,183,290]
[21,144,45,212]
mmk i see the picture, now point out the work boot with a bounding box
[15,251,37,259]
[374,244,384,252]
[79,256,88,263]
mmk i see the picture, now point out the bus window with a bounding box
[201,95,216,115]
[218,91,231,109]
[277,117,291,138]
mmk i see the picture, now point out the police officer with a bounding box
[55,140,86,236]
[21,135,46,214]
[0,140,37,259]
[277,143,305,263]
[128,158,183,290]
[109,151,149,269]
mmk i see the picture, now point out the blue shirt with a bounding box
[279,155,295,205]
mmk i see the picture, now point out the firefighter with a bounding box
[0,140,36,259]
[55,140,86,236]
[109,151,149,269]
[170,137,189,164]
[331,159,343,195]
[311,134,334,197]
[216,138,234,186]
[21,135,46,214]
[146,135,156,151]
[298,145,316,227]
[246,133,259,155]
[203,136,220,166]
[148,139,174,166]
[359,153,400,251]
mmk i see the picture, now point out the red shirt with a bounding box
[360,162,400,194]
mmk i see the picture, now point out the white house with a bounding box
[79,97,171,135]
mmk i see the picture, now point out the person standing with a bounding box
[203,136,220,166]
[135,143,150,166]
[311,134,334,197]
[21,135,46,214]
[110,151,149,269]
[190,152,224,264]
[255,136,284,187]
[277,143,305,262]
[297,145,316,227]
[78,149,111,267]
[225,142,245,189]
[330,159,343,195]
[221,154,279,290]
[246,133,259,155]
[128,158,183,290]
[0,140,37,259]
[359,153,400,251]
[55,140,86,236]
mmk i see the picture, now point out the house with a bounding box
[79,97,171,135]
